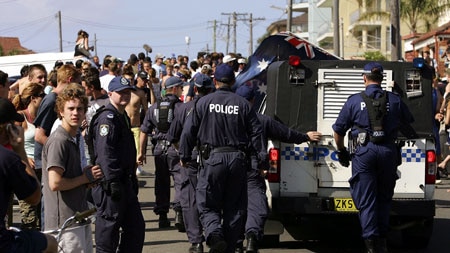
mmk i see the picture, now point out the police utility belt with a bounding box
[199,144,247,160]
[349,129,392,153]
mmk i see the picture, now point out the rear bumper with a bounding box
[271,196,435,217]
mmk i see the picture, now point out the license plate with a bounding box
[334,198,358,212]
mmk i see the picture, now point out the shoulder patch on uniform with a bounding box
[107,113,114,119]
[100,124,109,136]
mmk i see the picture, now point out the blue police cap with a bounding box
[193,73,213,88]
[363,62,384,74]
[235,84,256,101]
[214,64,235,83]
[108,76,135,92]
[165,76,183,88]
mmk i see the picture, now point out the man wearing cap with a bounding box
[0,97,58,253]
[138,76,184,229]
[153,53,167,79]
[166,73,215,253]
[90,76,145,253]
[179,64,267,253]
[333,62,414,253]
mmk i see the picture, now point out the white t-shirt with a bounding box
[99,74,115,92]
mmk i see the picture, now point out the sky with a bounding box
[0,0,290,63]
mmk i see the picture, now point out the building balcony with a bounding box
[292,0,309,13]
[316,22,333,42]
[316,0,333,8]
[348,9,382,33]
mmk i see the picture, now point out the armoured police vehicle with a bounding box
[262,57,436,248]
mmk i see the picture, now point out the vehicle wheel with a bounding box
[401,217,433,249]
[260,234,280,248]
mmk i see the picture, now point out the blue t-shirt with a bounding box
[33,92,58,169]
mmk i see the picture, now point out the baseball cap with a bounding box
[214,64,235,83]
[202,64,212,71]
[138,71,148,80]
[363,62,384,74]
[165,76,183,88]
[108,76,135,92]
[236,84,256,101]
[223,55,236,63]
[193,73,213,88]
[155,53,165,60]
[238,58,247,64]
[0,98,24,124]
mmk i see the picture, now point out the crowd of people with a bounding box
[0,30,325,253]
[1,27,448,253]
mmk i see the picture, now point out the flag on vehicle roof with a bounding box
[233,32,341,109]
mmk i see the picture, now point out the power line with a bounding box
[63,15,206,32]
[0,15,54,34]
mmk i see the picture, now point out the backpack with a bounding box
[156,98,178,133]
[85,105,116,165]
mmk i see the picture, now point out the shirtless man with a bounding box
[125,71,150,176]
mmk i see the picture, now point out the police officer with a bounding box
[90,76,145,253]
[179,64,267,253]
[332,62,415,253]
[138,76,184,229]
[235,84,322,253]
[167,73,215,253]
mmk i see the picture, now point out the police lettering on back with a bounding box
[209,104,239,115]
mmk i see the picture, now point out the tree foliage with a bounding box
[357,0,450,34]
[363,51,387,61]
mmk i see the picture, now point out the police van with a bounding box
[262,58,436,248]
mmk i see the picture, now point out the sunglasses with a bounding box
[36,93,46,98]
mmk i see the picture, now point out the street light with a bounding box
[185,36,190,58]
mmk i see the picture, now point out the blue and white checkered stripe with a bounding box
[281,146,425,163]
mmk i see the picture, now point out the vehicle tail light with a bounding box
[288,55,301,67]
[425,150,436,184]
[267,148,280,182]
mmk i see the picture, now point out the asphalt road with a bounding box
[11,155,450,253]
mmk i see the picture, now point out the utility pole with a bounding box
[94,33,98,56]
[242,13,265,55]
[208,20,218,52]
[390,0,401,60]
[58,11,62,52]
[333,0,340,56]
[287,0,293,32]
[222,12,248,53]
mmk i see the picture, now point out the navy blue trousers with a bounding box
[197,151,248,253]
[349,142,399,239]
[153,144,182,214]
[179,161,204,244]
[92,181,145,253]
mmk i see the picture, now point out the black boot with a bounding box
[364,239,376,253]
[246,232,258,253]
[377,238,388,253]
[158,213,170,228]
[235,242,244,253]
[207,235,227,253]
[175,210,186,232]
[189,243,204,253]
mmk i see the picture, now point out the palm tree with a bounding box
[357,0,450,34]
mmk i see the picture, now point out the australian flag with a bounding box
[234,32,341,110]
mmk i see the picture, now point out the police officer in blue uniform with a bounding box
[235,84,322,253]
[138,76,184,229]
[167,73,215,253]
[179,64,267,253]
[90,76,145,253]
[332,62,415,253]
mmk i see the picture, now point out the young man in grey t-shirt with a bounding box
[42,83,103,251]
